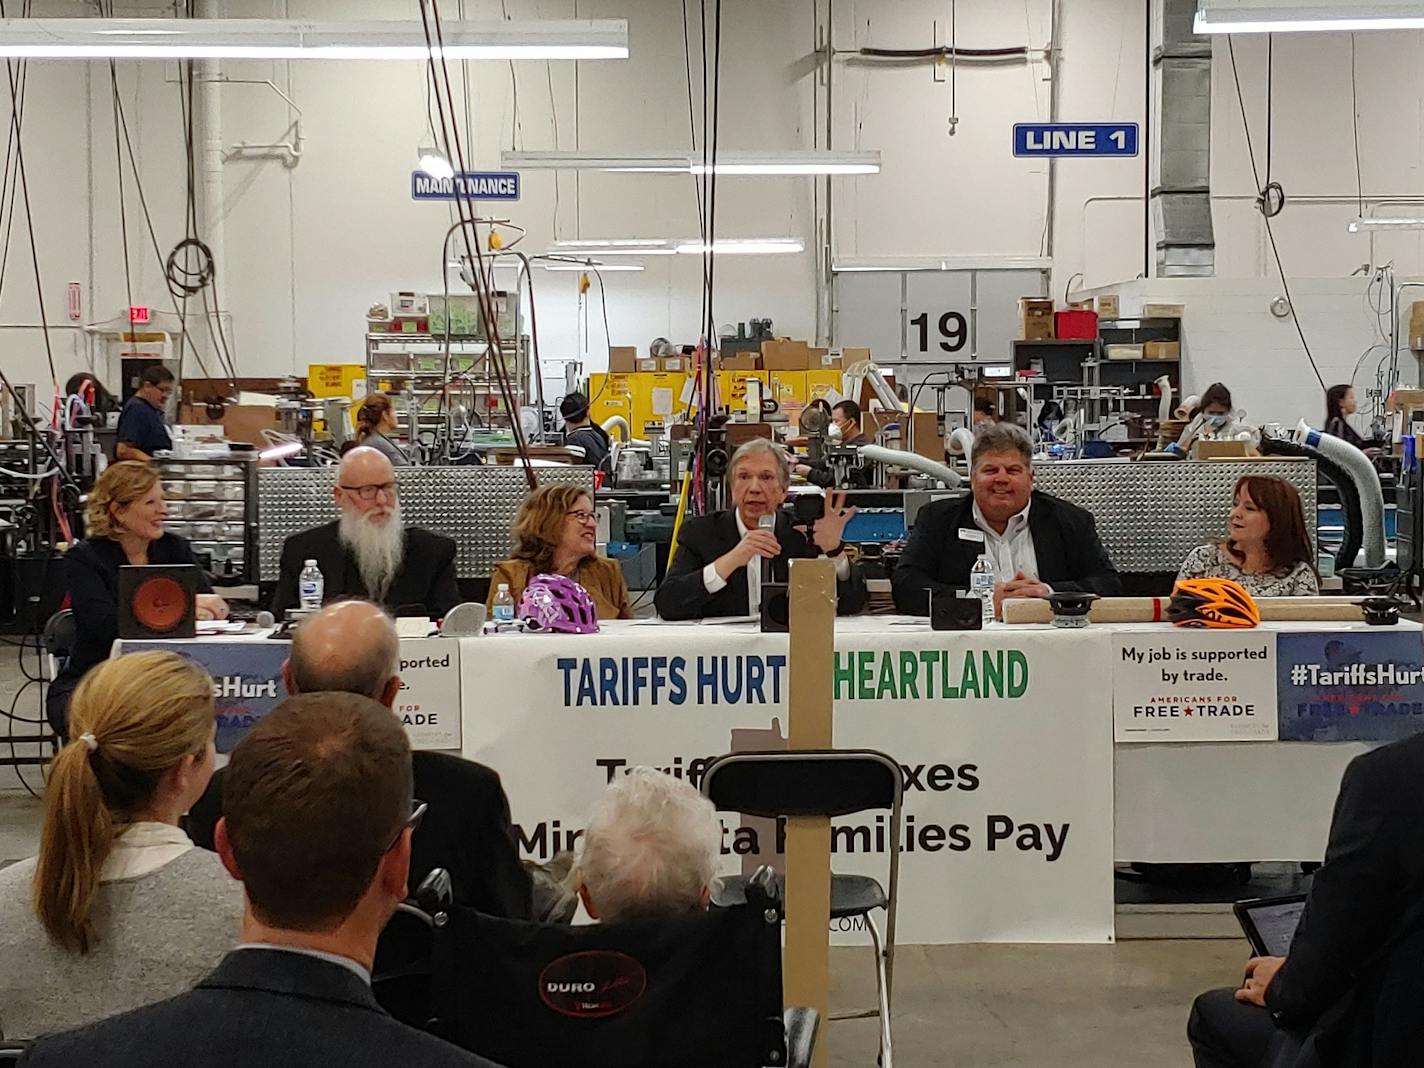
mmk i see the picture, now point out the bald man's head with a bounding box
[335,446,399,524]
[285,600,400,707]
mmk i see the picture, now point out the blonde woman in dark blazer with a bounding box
[488,484,632,620]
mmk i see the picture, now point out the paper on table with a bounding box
[196,620,248,634]
[650,387,674,417]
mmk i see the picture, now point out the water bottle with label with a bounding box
[969,554,996,626]
[298,559,324,611]
[493,583,515,623]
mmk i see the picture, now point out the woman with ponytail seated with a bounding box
[0,652,242,1039]
[352,392,412,466]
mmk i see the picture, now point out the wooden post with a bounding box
[782,557,836,1068]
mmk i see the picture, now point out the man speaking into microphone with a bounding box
[655,439,867,620]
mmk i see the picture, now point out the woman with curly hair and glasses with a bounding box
[488,484,632,620]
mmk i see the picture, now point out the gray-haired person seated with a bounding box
[574,767,723,922]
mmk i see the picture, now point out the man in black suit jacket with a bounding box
[1187,731,1424,1068]
[655,438,867,620]
[272,446,460,618]
[21,693,499,1068]
[891,422,1120,616]
[186,600,533,923]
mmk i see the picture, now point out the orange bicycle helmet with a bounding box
[1167,578,1261,629]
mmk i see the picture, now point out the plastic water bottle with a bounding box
[298,559,324,611]
[493,583,515,623]
[970,554,996,626]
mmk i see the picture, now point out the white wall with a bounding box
[1,0,1422,432]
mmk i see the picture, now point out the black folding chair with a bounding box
[700,749,903,1068]
[386,866,817,1068]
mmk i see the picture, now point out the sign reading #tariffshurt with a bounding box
[1112,631,1278,743]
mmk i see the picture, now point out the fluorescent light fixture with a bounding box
[675,239,804,255]
[832,255,1053,272]
[0,18,629,59]
[1194,1,1424,34]
[418,146,454,180]
[503,150,880,176]
[542,263,645,272]
[1348,216,1424,232]
[258,441,304,462]
[553,239,674,248]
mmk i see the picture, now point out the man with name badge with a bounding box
[892,422,1121,617]
[655,438,867,620]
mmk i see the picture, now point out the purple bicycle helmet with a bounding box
[519,573,600,634]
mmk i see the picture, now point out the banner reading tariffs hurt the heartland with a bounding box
[462,626,1115,945]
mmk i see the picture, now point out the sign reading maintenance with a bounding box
[1013,123,1139,158]
[411,171,521,201]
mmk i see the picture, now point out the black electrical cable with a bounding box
[1226,37,1324,392]
[109,63,136,329]
[1350,35,1364,218]
[857,45,1028,59]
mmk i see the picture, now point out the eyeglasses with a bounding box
[384,799,427,856]
[565,509,597,523]
[339,481,398,501]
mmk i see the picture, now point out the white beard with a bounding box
[338,502,405,602]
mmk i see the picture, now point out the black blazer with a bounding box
[18,948,497,1068]
[186,750,533,923]
[47,534,214,731]
[272,521,460,618]
[1263,732,1424,1065]
[891,491,1121,616]
[654,509,868,620]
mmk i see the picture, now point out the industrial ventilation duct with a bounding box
[1152,0,1215,276]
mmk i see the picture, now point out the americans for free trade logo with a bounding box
[1278,632,1424,742]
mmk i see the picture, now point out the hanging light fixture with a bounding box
[1348,216,1424,232]
[503,150,880,176]
[1194,1,1424,34]
[0,18,629,59]
[417,146,455,180]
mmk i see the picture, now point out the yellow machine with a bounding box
[588,368,847,437]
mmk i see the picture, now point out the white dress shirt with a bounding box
[971,499,1045,586]
[702,508,851,607]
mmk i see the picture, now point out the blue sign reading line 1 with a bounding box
[411,170,521,201]
[1013,123,1139,158]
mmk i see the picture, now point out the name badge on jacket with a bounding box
[958,528,986,543]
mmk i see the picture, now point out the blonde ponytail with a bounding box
[31,652,215,954]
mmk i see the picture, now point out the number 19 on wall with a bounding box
[910,311,968,354]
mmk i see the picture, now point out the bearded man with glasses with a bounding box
[272,446,461,619]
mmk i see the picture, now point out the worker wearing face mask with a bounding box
[795,400,874,488]
[1166,382,1241,458]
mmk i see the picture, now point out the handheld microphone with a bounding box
[757,513,776,586]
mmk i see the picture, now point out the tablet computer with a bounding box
[1233,894,1307,958]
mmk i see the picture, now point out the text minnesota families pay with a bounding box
[555,648,1030,708]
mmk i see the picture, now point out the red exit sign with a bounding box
[129,305,150,325]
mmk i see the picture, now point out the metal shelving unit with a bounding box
[156,457,257,585]
[365,333,532,446]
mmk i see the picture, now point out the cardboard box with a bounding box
[721,353,762,371]
[1191,440,1251,460]
[221,404,281,447]
[839,347,870,368]
[1097,295,1120,319]
[862,409,944,461]
[1410,302,1424,350]
[1143,340,1181,361]
[1387,388,1424,413]
[636,359,660,373]
[1105,344,1145,361]
[662,356,690,373]
[817,351,843,370]
[1019,297,1055,341]
[760,339,812,371]
[725,422,774,448]
[608,346,638,374]
[1143,303,1185,319]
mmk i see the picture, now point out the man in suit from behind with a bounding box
[654,438,868,620]
[20,692,500,1068]
[891,422,1121,617]
[272,446,461,619]
[1186,731,1424,1068]
[186,599,533,922]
